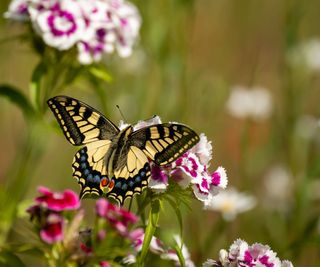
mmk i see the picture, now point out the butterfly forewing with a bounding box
[131,123,200,165]
[47,96,120,145]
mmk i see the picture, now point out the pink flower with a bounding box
[205,239,294,267]
[29,0,87,50]
[100,261,111,267]
[40,213,64,244]
[4,0,28,20]
[36,186,80,211]
[148,164,169,193]
[96,198,138,235]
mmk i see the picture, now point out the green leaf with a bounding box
[0,84,35,119]
[0,251,26,267]
[138,199,161,266]
[89,66,112,82]
[30,60,47,111]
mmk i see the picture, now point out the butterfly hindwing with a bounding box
[72,140,111,198]
[107,146,151,205]
[131,123,200,166]
[47,96,119,145]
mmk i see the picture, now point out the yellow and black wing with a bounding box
[47,95,119,145]
[107,145,151,205]
[131,123,199,165]
[72,140,111,198]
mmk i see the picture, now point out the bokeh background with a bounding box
[1,0,320,266]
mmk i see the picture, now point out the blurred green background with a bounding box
[1,0,320,266]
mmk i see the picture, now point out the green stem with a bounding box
[137,199,161,267]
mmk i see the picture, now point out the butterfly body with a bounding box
[47,96,199,205]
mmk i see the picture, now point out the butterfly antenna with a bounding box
[116,105,127,123]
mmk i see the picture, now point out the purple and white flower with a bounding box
[4,0,29,20]
[5,0,141,64]
[204,239,294,267]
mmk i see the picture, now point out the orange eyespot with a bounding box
[100,177,109,187]
[108,180,115,190]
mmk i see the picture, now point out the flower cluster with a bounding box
[5,0,141,64]
[27,186,80,243]
[203,239,293,267]
[226,86,273,120]
[121,116,228,205]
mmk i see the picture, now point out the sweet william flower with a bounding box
[4,0,28,20]
[204,239,294,267]
[96,198,138,235]
[5,0,141,64]
[29,0,87,50]
[35,186,80,211]
[40,213,64,244]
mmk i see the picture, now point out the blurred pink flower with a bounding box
[36,186,80,211]
[100,261,111,267]
[96,198,138,235]
[40,213,64,244]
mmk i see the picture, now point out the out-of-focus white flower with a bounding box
[287,38,320,72]
[204,187,256,221]
[295,115,320,140]
[226,86,273,120]
[264,165,293,211]
[204,239,294,267]
[302,39,320,70]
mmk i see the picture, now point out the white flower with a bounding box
[4,0,28,20]
[295,115,320,140]
[301,39,320,71]
[190,133,212,166]
[29,0,87,50]
[287,38,320,72]
[5,0,142,64]
[226,86,273,120]
[264,165,293,211]
[205,239,294,267]
[204,188,256,221]
[77,0,141,64]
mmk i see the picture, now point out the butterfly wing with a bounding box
[107,144,151,205]
[131,123,199,165]
[72,140,111,198]
[47,95,120,145]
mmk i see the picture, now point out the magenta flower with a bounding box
[100,261,111,267]
[40,213,64,244]
[96,198,138,235]
[204,239,294,267]
[35,186,80,211]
